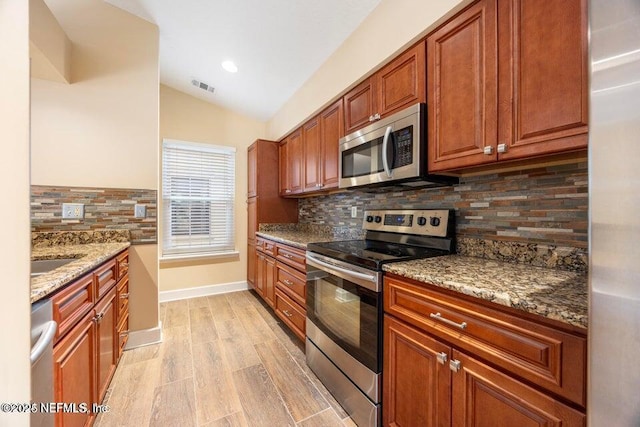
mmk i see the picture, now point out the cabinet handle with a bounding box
[483,146,494,155]
[119,262,128,270]
[120,293,129,299]
[93,313,104,323]
[282,310,293,318]
[119,330,129,337]
[285,189,292,194]
[497,143,508,153]
[369,115,374,122]
[436,352,448,365]
[373,113,381,120]
[449,359,462,373]
[430,312,467,330]
[283,279,294,287]
[282,253,293,259]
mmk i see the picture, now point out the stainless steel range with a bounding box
[305,209,455,427]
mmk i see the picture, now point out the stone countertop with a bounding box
[31,242,130,303]
[255,230,339,250]
[383,255,588,329]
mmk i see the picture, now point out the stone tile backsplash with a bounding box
[299,162,588,271]
[31,186,157,244]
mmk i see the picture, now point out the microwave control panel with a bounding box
[363,209,451,237]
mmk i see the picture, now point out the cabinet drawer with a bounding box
[275,243,305,271]
[276,262,306,307]
[274,289,306,342]
[94,259,117,300]
[256,237,265,252]
[117,275,129,322]
[263,240,276,257]
[51,273,95,342]
[116,250,129,281]
[384,276,586,407]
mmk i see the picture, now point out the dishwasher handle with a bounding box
[30,320,57,365]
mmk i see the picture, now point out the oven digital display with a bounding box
[384,214,413,227]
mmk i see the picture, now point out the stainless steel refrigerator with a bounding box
[589,0,640,425]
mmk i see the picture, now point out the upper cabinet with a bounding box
[344,40,426,134]
[280,99,344,196]
[427,0,588,173]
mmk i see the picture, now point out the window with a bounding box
[162,139,236,258]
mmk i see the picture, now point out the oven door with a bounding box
[305,252,382,374]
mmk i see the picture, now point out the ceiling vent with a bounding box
[191,79,215,94]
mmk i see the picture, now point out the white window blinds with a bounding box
[162,139,236,257]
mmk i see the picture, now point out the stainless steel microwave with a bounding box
[338,103,457,189]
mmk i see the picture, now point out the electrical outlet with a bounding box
[134,204,146,218]
[351,206,358,218]
[62,203,84,219]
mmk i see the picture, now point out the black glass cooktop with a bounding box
[307,239,450,271]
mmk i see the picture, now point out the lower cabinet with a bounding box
[53,310,96,427]
[383,274,586,427]
[51,248,130,427]
[254,236,307,341]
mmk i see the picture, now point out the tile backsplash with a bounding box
[299,162,588,250]
[31,186,157,244]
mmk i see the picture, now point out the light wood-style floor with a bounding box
[96,290,355,427]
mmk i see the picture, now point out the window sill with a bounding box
[160,250,240,265]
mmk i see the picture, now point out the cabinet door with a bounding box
[303,116,321,192]
[279,141,289,195]
[247,242,257,289]
[247,197,257,244]
[95,286,117,404]
[319,99,343,190]
[255,252,265,297]
[384,315,451,427]
[427,0,498,172]
[377,40,426,118]
[451,350,585,427]
[498,0,588,160]
[247,142,257,198]
[286,129,304,194]
[53,310,95,427]
[344,78,375,134]
[264,255,276,308]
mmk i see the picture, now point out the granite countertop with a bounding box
[383,255,588,329]
[31,242,130,303]
[255,230,339,250]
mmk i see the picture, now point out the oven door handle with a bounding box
[306,254,380,292]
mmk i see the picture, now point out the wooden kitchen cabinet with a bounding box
[344,40,425,134]
[255,238,277,308]
[247,242,257,288]
[247,142,258,198]
[279,130,304,195]
[52,248,130,426]
[383,273,587,425]
[95,286,117,404]
[319,99,343,190]
[427,0,587,173]
[303,116,322,192]
[53,309,96,427]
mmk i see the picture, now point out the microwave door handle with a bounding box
[382,126,393,178]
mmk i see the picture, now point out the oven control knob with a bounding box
[366,215,374,223]
[417,216,427,226]
[374,216,382,223]
[430,217,441,227]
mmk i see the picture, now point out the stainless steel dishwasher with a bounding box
[31,299,57,427]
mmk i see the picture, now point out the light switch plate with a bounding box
[351,206,358,218]
[62,203,84,219]
[134,204,146,218]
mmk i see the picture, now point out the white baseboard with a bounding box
[159,280,249,303]
[125,323,163,350]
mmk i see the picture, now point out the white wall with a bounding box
[0,0,31,425]
[159,85,266,292]
[30,0,160,332]
[267,0,469,140]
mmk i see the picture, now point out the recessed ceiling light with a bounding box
[221,60,238,73]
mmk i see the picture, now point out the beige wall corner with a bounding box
[0,0,31,425]
[29,0,71,83]
[266,0,469,140]
[30,0,160,335]
[159,84,266,292]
